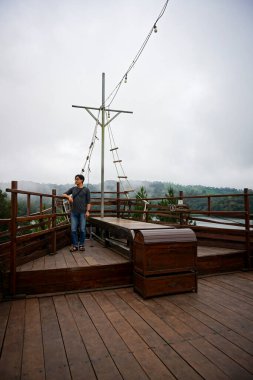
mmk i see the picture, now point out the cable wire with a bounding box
[105,0,170,107]
[79,1,169,191]
[80,109,100,184]
[106,113,151,207]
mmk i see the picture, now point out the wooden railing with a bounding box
[0,181,252,295]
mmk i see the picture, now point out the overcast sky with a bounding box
[1,0,253,189]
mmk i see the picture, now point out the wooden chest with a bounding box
[133,228,197,298]
[134,271,197,299]
[133,228,197,276]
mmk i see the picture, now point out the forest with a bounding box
[0,180,252,218]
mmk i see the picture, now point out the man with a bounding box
[63,174,91,252]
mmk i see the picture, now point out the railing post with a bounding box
[145,207,149,223]
[208,196,211,217]
[179,191,184,225]
[10,181,18,295]
[51,189,57,255]
[40,195,43,213]
[243,188,251,269]
[116,182,120,218]
[27,194,31,216]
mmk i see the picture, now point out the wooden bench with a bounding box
[90,217,174,258]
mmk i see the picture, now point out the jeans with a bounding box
[70,212,86,247]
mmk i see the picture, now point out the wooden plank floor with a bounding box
[197,246,244,257]
[1,272,253,379]
[16,241,242,271]
[197,246,245,275]
[13,242,245,294]
[16,239,128,271]
[13,240,132,295]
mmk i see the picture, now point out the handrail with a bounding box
[0,219,11,224]
[1,182,252,296]
[6,188,61,198]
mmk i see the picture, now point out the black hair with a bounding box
[75,174,84,182]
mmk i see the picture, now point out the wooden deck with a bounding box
[10,240,132,295]
[0,271,253,379]
[15,240,245,271]
[5,241,246,296]
[197,246,246,275]
[1,215,248,296]
[16,239,128,271]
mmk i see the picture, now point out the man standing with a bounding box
[63,174,91,252]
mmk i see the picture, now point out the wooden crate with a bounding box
[133,228,197,276]
[133,228,197,298]
[134,271,197,299]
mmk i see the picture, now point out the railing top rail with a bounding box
[90,191,133,194]
[6,187,252,201]
[0,219,10,224]
[6,188,59,198]
[97,193,252,202]
[5,188,132,198]
[135,193,252,201]
[179,193,253,199]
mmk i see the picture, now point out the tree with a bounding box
[132,186,150,221]
[0,191,11,244]
[157,186,177,223]
[0,190,10,219]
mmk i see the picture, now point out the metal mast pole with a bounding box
[72,73,133,219]
[101,73,105,217]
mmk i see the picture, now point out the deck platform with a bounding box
[197,246,246,275]
[16,239,128,271]
[1,271,253,379]
[12,240,132,295]
[9,240,246,295]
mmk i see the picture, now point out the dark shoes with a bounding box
[70,246,78,252]
[70,245,85,252]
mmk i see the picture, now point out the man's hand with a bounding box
[86,210,90,217]
[68,196,73,203]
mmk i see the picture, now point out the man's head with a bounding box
[75,174,84,184]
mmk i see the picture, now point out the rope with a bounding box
[106,113,150,208]
[78,1,170,193]
[105,0,170,108]
[80,109,100,185]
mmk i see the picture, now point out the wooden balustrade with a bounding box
[0,182,252,295]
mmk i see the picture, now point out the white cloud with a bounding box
[0,0,253,189]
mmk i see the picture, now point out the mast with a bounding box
[72,73,133,218]
[101,73,105,217]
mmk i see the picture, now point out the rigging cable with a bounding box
[106,114,132,197]
[79,1,169,194]
[80,109,101,185]
[104,0,170,206]
[106,112,150,208]
[105,0,169,108]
